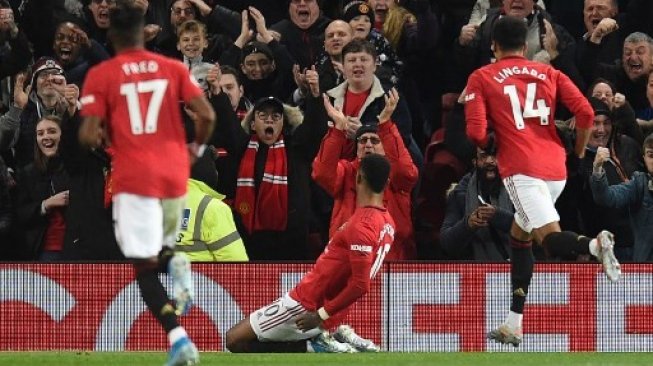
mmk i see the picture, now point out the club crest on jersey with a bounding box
[238,202,251,215]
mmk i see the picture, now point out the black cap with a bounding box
[354,123,379,141]
[588,97,611,119]
[343,1,375,24]
[253,96,284,113]
[241,41,274,63]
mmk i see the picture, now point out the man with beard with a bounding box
[271,0,331,68]
[440,145,514,261]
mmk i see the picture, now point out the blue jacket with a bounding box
[590,171,653,261]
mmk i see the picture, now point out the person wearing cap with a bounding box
[270,0,331,69]
[573,97,643,262]
[214,94,326,260]
[314,88,418,260]
[14,57,80,169]
[219,7,295,101]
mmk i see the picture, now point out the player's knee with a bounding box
[225,327,246,353]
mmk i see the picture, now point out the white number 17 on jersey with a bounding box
[504,82,550,130]
[120,79,169,135]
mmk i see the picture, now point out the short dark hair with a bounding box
[644,133,653,151]
[108,1,145,49]
[492,16,527,52]
[220,65,242,86]
[359,153,390,194]
[342,38,377,60]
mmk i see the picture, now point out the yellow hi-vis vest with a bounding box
[175,179,249,262]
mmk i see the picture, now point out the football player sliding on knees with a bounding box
[225,154,395,353]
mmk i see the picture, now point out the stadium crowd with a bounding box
[0,0,652,263]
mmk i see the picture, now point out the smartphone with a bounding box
[477,195,487,206]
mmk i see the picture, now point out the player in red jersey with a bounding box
[78,3,215,365]
[225,153,395,353]
[464,16,621,347]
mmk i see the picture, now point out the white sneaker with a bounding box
[333,325,380,352]
[168,253,194,315]
[487,323,522,347]
[596,230,621,282]
[308,331,358,353]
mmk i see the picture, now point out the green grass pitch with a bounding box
[1,352,653,366]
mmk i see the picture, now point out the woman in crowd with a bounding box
[15,116,70,261]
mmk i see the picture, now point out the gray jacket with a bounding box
[591,171,653,262]
[440,172,514,261]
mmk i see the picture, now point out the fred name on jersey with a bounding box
[121,60,159,76]
[493,65,547,84]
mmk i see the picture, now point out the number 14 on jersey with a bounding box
[504,82,551,130]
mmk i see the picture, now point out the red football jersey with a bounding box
[80,49,204,198]
[290,206,395,328]
[465,55,594,180]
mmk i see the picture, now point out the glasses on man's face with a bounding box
[255,111,283,121]
[92,0,115,5]
[357,136,381,145]
[172,7,195,16]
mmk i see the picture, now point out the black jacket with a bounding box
[271,16,330,69]
[59,114,123,261]
[15,160,70,259]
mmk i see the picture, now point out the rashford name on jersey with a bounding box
[492,66,548,84]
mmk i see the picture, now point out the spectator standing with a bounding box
[271,0,330,69]
[591,134,653,262]
[15,116,70,261]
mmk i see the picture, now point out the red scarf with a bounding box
[235,136,288,234]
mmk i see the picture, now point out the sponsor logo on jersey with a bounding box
[80,95,95,105]
[351,244,373,253]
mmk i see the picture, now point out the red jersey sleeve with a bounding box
[80,66,108,118]
[555,70,594,130]
[322,219,378,316]
[464,71,489,147]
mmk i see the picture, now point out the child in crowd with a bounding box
[177,19,213,92]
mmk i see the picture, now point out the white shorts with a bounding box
[249,293,322,342]
[113,193,186,259]
[503,174,566,233]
